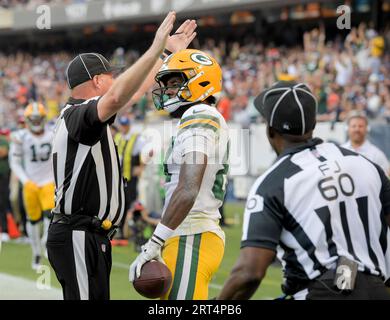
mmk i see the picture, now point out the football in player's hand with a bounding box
[133,260,172,299]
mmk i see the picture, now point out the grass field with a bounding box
[0,202,283,300]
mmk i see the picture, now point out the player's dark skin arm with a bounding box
[386,214,390,228]
[161,152,207,230]
[217,247,276,300]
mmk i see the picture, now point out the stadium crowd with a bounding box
[210,22,390,126]
[1,22,390,130]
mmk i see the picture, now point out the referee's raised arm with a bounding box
[98,11,175,122]
[47,11,199,300]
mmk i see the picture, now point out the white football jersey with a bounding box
[9,126,54,186]
[163,104,230,241]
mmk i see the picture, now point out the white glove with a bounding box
[129,223,174,282]
[129,239,163,282]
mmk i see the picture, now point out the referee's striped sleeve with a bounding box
[241,190,284,251]
[377,165,390,215]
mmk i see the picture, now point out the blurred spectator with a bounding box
[342,112,389,175]
[368,30,385,74]
[334,53,353,86]
[217,93,232,121]
[113,115,148,239]
[1,23,390,129]
[125,201,161,252]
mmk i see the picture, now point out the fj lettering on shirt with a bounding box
[242,140,390,285]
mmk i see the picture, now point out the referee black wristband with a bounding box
[160,48,173,60]
[164,48,172,56]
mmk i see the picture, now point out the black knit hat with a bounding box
[254,81,318,135]
[66,53,121,89]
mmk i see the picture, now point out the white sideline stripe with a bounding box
[112,261,131,269]
[209,283,223,290]
[0,271,274,300]
[0,273,62,300]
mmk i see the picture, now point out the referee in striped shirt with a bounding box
[218,81,390,300]
[47,12,197,300]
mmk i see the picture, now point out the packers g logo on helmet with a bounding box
[190,53,213,66]
[152,49,222,113]
[24,102,47,134]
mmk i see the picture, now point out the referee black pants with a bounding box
[306,272,390,300]
[47,223,112,300]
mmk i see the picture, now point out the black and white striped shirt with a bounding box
[52,96,125,226]
[242,138,390,283]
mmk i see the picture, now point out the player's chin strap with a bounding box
[149,223,174,248]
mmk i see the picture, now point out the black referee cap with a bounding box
[254,81,318,136]
[66,53,120,89]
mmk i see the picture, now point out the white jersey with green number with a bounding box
[163,103,229,242]
[9,127,54,186]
